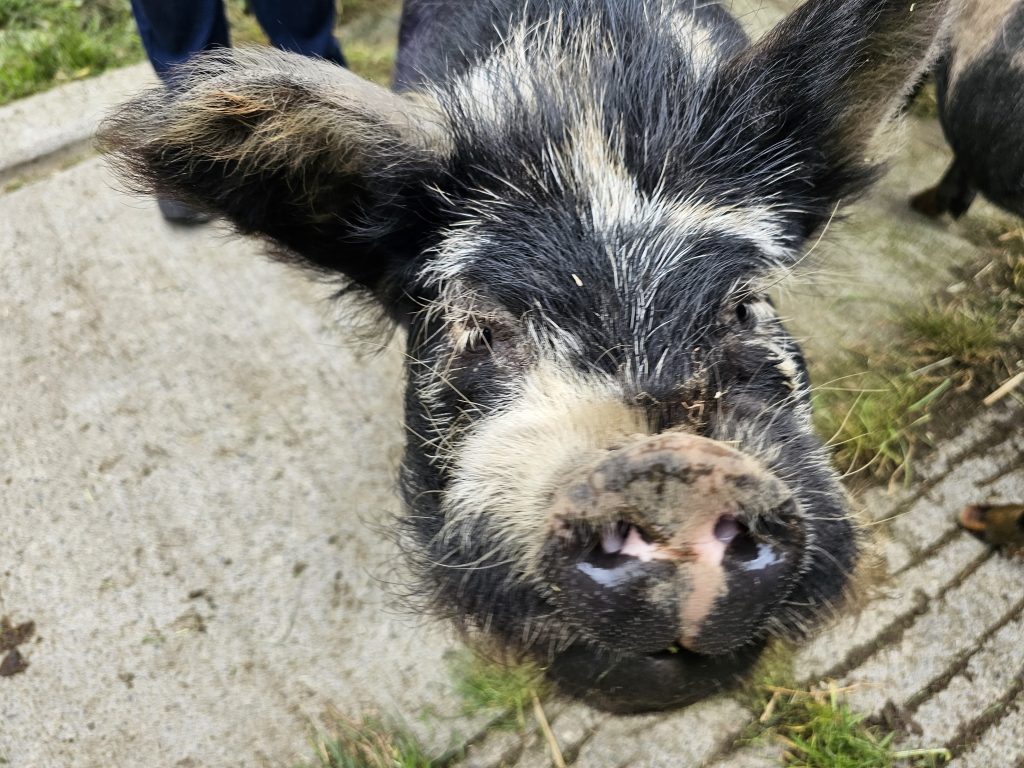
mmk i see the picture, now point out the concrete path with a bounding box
[2,4,1022,767]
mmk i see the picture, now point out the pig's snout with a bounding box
[546,432,803,657]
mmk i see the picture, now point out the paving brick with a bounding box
[910,612,1024,748]
[984,465,1024,501]
[794,534,987,681]
[913,404,1023,485]
[573,699,749,768]
[572,713,664,768]
[547,703,606,762]
[949,697,1024,768]
[704,742,786,768]
[841,555,1024,716]
[459,729,525,768]
[878,534,917,574]
[888,433,1023,557]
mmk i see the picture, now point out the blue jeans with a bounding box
[130,0,346,79]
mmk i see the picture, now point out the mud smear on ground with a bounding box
[0,615,36,677]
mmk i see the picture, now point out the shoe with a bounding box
[157,197,213,225]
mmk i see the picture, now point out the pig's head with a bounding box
[100,0,951,712]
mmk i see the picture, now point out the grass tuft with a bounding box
[451,652,548,729]
[298,709,434,768]
[813,369,948,484]
[747,682,949,768]
[901,306,1000,366]
[813,222,1024,485]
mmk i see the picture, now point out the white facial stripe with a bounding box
[434,12,798,280]
[442,16,604,129]
[663,199,795,262]
[439,361,648,573]
[545,113,797,260]
[427,148,796,292]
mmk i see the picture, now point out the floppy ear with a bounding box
[721,0,953,236]
[99,48,451,299]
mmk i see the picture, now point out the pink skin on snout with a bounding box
[548,433,793,651]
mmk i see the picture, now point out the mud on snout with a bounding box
[540,431,805,711]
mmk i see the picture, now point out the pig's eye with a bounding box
[465,326,495,354]
[730,296,771,328]
[733,301,760,327]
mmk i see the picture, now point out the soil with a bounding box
[0,616,36,678]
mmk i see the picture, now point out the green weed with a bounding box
[813,224,1024,484]
[298,710,434,768]
[451,652,547,729]
[749,683,949,768]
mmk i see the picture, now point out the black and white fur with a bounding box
[912,0,1024,219]
[100,0,952,711]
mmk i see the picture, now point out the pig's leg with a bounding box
[910,158,978,218]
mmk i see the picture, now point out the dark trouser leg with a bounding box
[249,0,346,66]
[129,0,230,81]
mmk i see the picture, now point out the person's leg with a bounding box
[249,0,346,66]
[130,0,227,222]
[130,0,231,80]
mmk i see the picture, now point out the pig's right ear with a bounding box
[99,48,450,303]
[721,0,954,238]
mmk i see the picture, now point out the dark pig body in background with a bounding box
[912,1,1024,219]
[100,0,952,712]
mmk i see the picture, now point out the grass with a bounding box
[907,79,939,120]
[298,709,434,768]
[294,653,548,768]
[812,221,1024,485]
[451,651,549,729]
[0,0,400,106]
[765,687,949,768]
[741,658,950,768]
[0,0,143,105]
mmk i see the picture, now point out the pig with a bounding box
[911,1,1024,219]
[99,0,952,712]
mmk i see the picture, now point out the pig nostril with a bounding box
[725,524,760,562]
[599,522,629,555]
[713,515,741,545]
[549,523,680,654]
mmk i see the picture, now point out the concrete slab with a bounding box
[0,64,154,186]
[0,157,489,767]
[571,698,750,768]
[950,697,1024,768]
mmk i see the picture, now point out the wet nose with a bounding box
[545,432,803,656]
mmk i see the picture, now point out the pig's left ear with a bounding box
[99,48,450,305]
[725,0,953,237]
